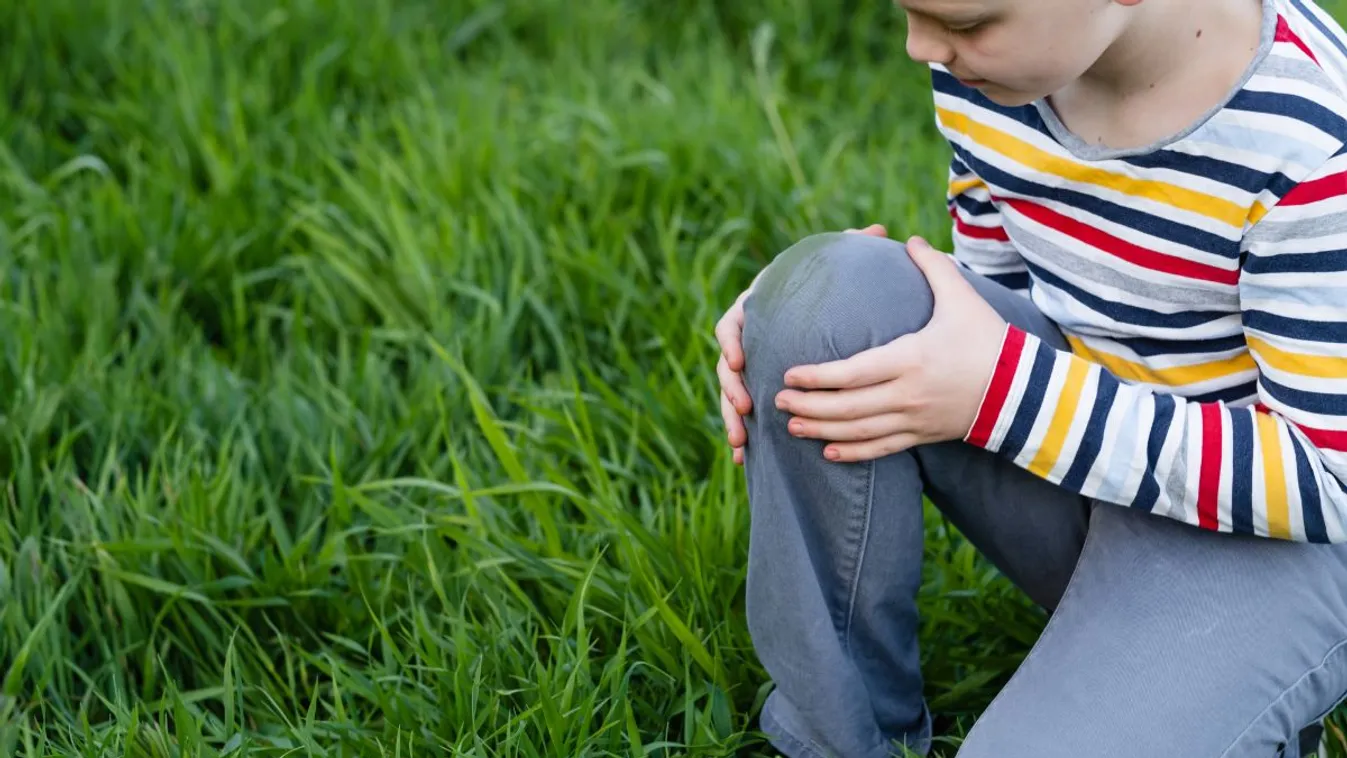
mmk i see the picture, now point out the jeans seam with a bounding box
[842,458,878,655]
[1218,634,1347,758]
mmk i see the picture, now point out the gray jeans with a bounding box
[739,233,1347,758]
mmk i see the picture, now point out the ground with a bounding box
[3,1,1346,756]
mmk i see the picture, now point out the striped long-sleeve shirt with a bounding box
[945,0,1347,542]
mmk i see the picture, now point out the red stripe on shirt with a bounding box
[1277,15,1321,64]
[950,206,1011,241]
[966,326,1027,448]
[1003,198,1239,285]
[1293,422,1347,452]
[1276,169,1347,206]
[1252,405,1347,452]
[1198,404,1224,530]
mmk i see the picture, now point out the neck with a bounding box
[1074,0,1265,101]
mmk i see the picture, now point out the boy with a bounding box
[715,0,1347,755]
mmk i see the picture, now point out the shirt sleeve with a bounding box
[962,144,1347,543]
[945,153,1031,295]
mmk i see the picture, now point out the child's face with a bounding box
[898,0,1127,105]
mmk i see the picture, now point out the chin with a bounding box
[979,85,1040,107]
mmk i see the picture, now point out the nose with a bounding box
[904,14,954,65]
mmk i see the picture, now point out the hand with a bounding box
[716,284,756,466]
[773,236,1008,463]
[716,224,889,465]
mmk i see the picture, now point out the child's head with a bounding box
[898,0,1140,106]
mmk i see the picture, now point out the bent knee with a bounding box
[742,232,935,371]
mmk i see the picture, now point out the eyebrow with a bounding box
[894,0,991,23]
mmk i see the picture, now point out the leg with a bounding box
[740,233,1091,758]
[955,504,1347,758]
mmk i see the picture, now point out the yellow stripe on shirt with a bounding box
[937,107,1250,228]
[949,176,985,196]
[1028,358,1092,478]
[1248,335,1347,378]
[1068,336,1257,387]
[1256,411,1291,540]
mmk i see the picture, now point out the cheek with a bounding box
[963,34,1080,87]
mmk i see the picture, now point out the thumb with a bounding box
[844,224,888,238]
[906,236,971,302]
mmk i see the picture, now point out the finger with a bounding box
[845,224,888,237]
[823,432,922,463]
[733,446,744,465]
[775,380,898,420]
[721,389,748,447]
[788,412,909,442]
[784,338,916,390]
[715,307,747,371]
[905,235,973,302]
[718,354,753,414]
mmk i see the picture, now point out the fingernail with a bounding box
[825,448,840,460]
[789,421,803,435]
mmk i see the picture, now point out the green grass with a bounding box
[3,1,1347,756]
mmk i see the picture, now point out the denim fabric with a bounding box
[740,233,1347,757]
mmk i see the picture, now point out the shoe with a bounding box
[1297,721,1325,757]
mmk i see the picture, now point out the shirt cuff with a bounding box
[964,324,1031,451]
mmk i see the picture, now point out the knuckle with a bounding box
[892,381,923,411]
[882,412,906,434]
[907,388,929,412]
[890,393,913,413]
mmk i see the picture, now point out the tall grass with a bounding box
[3,1,1345,755]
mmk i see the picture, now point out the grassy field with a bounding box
[4,0,1347,756]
